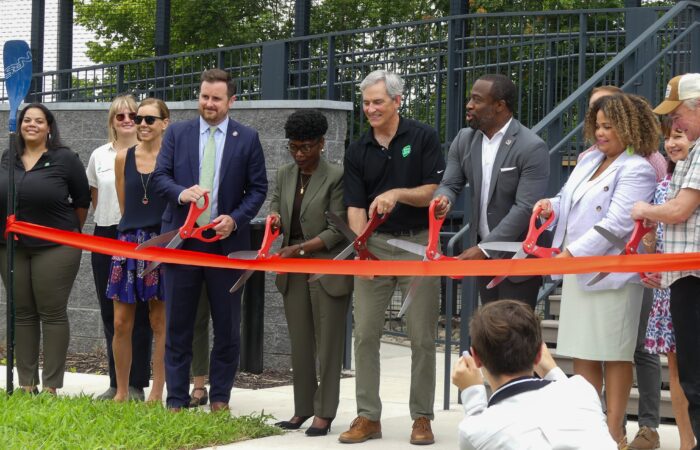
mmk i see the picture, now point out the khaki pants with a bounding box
[353,230,440,421]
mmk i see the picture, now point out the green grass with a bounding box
[0,390,282,449]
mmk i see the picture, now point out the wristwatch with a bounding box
[298,243,305,256]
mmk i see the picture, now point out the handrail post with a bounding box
[326,35,337,100]
[261,42,288,100]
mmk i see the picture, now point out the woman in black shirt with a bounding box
[0,103,90,394]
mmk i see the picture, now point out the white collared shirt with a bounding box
[198,116,229,219]
[479,118,512,239]
[86,142,122,226]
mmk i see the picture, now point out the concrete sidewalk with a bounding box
[1,342,684,449]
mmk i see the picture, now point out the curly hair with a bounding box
[584,93,660,157]
[284,109,328,141]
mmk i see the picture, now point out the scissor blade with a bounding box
[307,243,356,282]
[586,271,610,286]
[485,247,527,289]
[398,276,424,318]
[478,241,523,253]
[135,229,179,250]
[230,270,254,293]
[326,211,357,242]
[387,239,426,257]
[139,234,184,276]
[227,250,262,260]
[594,226,626,251]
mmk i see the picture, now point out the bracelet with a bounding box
[297,243,305,256]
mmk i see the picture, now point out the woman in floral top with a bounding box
[641,120,696,450]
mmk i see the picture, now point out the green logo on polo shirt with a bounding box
[402,145,411,157]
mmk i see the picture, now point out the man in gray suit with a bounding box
[434,74,549,308]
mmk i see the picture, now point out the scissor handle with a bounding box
[626,220,654,255]
[258,214,281,258]
[180,193,220,243]
[523,207,560,258]
[426,199,446,260]
[357,211,390,242]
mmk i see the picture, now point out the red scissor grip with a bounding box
[523,207,560,258]
[179,193,220,242]
[426,199,446,260]
[258,214,281,258]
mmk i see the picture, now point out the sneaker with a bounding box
[628,426,660,450]
[410,417,434,445]
[338,416,382,443]
[95,387,117,400]
[128,386,145,402]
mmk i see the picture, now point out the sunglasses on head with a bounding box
[115,112,137,122]
[134,115,163,125]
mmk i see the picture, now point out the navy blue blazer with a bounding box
[153,117,268,255]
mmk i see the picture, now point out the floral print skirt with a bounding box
[106,227,164,304]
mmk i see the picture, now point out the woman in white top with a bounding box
[534,93,658,447]
[86,94,153,401]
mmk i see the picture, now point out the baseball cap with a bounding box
[653,73,700,115]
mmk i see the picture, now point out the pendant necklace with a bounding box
[299,173,311,195]
[140,172,153,205]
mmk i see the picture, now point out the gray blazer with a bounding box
[434,119,550,280]
[269,158,353,297]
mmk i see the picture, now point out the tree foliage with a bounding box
[74,0,295,63]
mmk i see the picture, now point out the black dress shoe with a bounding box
[275,415,312,430]
[305,418,333,437]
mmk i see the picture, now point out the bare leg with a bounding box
[604,361,634,444]
[668,352,697,450]
[112,301,136,402]
[147,299,166,403]
[573,358,604,395]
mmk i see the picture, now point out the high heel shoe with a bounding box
[305,417,333,437]
[275,415,312,430]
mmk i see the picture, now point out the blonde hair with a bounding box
[107,94,138,143]
[584,93,660,157]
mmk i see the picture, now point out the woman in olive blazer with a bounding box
[270,110,352,437]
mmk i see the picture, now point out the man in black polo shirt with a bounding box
[338,70,445,446]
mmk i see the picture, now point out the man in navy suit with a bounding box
[153,68,267,411]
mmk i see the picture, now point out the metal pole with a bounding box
[30,0,45,102]
[57,0,73,101]
[154,0,171,99]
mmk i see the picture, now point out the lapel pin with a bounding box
[232,131,238,137]
[505,139,512,146]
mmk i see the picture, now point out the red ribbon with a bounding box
[6,216,700,277]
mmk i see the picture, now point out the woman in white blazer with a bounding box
[534,93,659,447]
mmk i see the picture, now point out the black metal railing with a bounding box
[2,4,685,147]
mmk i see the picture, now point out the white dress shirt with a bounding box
[479,118,512,239]
[86,142,122,226]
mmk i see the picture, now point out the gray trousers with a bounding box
[353,230,440,421]
[0,244,81,388]
[634,287,661,428]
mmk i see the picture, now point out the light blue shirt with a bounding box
[198,116,228,219]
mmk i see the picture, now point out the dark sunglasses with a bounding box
[115,112,137,122]
[287,138,321,155]
[134,115,163,125]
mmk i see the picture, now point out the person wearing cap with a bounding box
[631,73,700,444]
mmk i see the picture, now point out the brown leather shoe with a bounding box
[628,426,659,450]
[410,417,434,445]
[210,401,230,412]
[338,416,382,443]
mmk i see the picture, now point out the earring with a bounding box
[321,147,325,153]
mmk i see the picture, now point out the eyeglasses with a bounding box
[287,139,321,155]
[115,112,137,122]
[134,115,163,125]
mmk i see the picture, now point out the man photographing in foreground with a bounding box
[452,300,616,450]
